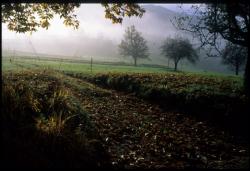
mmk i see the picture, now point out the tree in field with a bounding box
[172,1,249,95]
[161,36,198,71]
[1,3,145,33]
[119,25,149,66]
[221,42,247,75]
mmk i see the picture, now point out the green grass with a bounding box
[2,56,243,80]
[2,57,173,73]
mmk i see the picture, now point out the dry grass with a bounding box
[1,70,111,168]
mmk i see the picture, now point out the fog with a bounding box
[2,4,232,73]
[2,4,178,55]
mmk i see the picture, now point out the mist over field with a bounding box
[2,4,234,74]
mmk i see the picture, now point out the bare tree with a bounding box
[222,42,247,75]
[119,25,149,66]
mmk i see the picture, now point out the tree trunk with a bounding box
[244,54,250,97]
[235,64,239,75]
[174,62,178,71]
[134,57,137,66]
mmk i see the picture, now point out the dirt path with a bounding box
[61,73,249,169]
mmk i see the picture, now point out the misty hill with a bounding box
[124,5,180,39]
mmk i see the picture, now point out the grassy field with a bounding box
[2,56,249,169]
[2,56,243,79]
[2,57,173,73]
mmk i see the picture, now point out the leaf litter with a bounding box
[61,73,250,169]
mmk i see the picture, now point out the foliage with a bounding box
[119,25,149,66]
[101,3,145,24]
[1,3,80,32]
[1,3,145,33]
[161,36,198,71]
[221,42,247,75]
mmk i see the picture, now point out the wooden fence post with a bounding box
[91,57,93,73]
